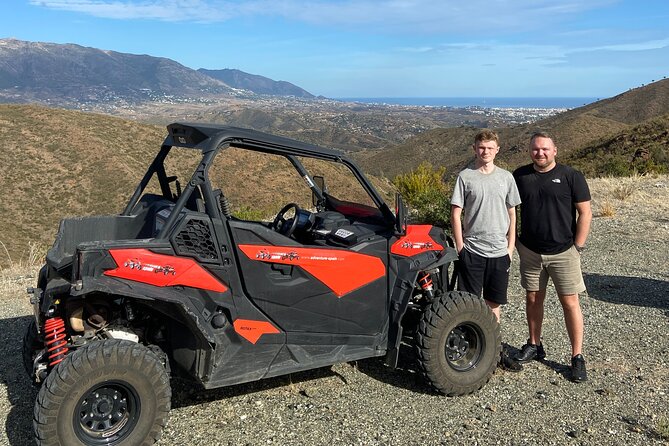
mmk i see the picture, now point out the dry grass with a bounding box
[612,183,637,201]
[0,104,165,267]
[598,201,616,217]
[589,173,669,221]
[0,242,43,298]
[657,417,669,441]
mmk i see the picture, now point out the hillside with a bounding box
[0,105,164,265]
[359,79,669,178]
[0,104,393,266]
[565,113,669,177]
[0,38,539,154]
[198,68,314,98]
[575,78,669,124]
[0,39,230,102]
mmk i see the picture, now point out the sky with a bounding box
[4,0,669,98]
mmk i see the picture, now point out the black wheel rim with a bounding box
[74,381,141,445]
[444,323,485,371]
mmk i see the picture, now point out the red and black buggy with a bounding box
[24,123,501,445]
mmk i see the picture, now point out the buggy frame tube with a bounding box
[122,145,172,215]
[285,154,325,205]
[156,150,217,239]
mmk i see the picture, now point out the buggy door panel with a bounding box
[230,221,388,335]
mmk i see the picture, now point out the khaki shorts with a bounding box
[517,241,586,295]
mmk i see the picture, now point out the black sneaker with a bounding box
[515,340,546,363]
[499,344,523,372]
[570,354,588,382]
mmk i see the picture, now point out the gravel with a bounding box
[1,179,668,446]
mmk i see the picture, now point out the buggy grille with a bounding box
[173,217,219,262]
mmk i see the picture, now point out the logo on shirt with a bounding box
[552,179,561,183]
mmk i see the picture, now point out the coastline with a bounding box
[335,97,600,109]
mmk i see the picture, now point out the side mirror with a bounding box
[312,175,326,208]
[395,192,407,235]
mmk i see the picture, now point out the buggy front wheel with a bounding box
[415,290,501,396]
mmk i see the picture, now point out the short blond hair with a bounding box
[475,129,499,146]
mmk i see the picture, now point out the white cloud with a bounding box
[29,0,234,21]
[30,0,615,30]
[397,41,566,65]
[571,38,669,53]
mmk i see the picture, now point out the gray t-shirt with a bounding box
[451,166,521,258]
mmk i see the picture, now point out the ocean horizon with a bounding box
[335,97,600,109]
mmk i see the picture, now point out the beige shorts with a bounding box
[517,241,586,295]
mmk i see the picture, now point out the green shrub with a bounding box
[393,162,452,229]
[631,157,668,175]
[601,158,631,177]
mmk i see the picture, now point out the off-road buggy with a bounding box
[24,123,501,445]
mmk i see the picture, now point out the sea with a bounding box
[335,97,599,109]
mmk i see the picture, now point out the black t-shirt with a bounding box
[513,163,591,254]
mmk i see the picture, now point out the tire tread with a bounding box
[416,291,501,396]
[33,339,171,446]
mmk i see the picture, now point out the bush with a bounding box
[632,157,668,175]
[393,162,452,229]
[601,158,632,177]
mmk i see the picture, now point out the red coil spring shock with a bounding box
[44,317,69,367]
[418,271,434,299]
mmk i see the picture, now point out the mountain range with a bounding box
[198,68,314,98]
[0,38,313,103]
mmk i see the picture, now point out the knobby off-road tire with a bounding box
[416,290,501,396]
[23,318,42,385]
[33,339,171,446]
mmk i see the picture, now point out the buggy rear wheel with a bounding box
[415,290,500,396]
[33,339,171,446]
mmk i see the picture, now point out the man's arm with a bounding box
[451,205,464,253]
[574,200,592,248]
[507,206,516,258]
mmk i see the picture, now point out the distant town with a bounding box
[63,89,567,128]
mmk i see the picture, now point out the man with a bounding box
[513,131,592,383]
[451,129,522,371]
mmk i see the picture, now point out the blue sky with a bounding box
[4,0,669,98]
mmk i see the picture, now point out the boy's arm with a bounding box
[507,206,516,258]
[451,205,464,253]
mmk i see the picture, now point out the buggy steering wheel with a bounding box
[272,203,301,237]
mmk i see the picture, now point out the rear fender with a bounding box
[69,283,219,382]
[71,275,223,344]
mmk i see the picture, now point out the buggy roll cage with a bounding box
[121,123,397,238]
